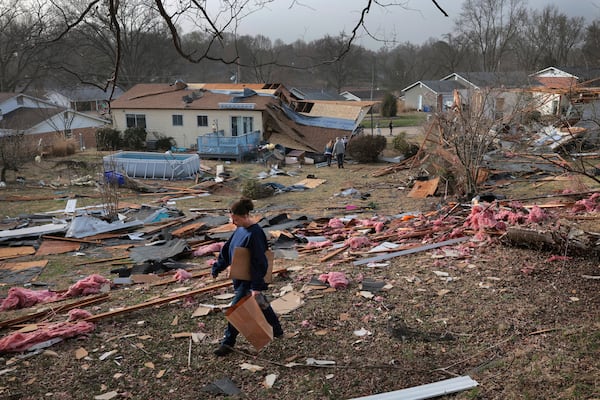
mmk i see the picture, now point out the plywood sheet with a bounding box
[294,178,327,189]
[0,246,36,260]
[407,177,440,198]
[36,239,81,256]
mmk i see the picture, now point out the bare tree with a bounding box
[0,131,36,182]
[0,0,56,92]
[582,20,600,67]
[425,87,533,196]
[454,0,526,72]
[514,5,584,71]
[39,0,449,91]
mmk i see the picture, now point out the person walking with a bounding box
[333,137,345,169]
[388,121,393,136]
[324,139,334,167]
[211,197,283,356]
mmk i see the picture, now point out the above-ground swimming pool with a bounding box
[103,151,201,180]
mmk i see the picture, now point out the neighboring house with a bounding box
[289,87,346,101]
[402,80,467,112]
[0,92,110,150]
[110,82,374,155]
[45,84,124,117]
[340,88,388,102]
[529,66,600,117]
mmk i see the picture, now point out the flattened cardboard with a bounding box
[225,295,273,351]
[229,247,274,283]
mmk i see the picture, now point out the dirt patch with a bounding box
[0,152,598,400]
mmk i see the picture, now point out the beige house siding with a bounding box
[112,108,265,148]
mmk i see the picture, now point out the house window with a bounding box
[231,116,253,137]
[126,114,146,128]
[172,114,183,126]
[197,115,208,127]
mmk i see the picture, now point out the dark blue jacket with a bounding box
[212,223,269,291]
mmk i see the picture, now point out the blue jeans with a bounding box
[222,281,283,347]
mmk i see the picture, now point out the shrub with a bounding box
[151,133,176,151]
[392,132,419,158]
[346,135,387,162]
[381,92,397,118]
[96,128,121,151]
[50,138,77,157]
[241,178,274,199]
[122,127,147,150]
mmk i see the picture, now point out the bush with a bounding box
[381,92,397,118]
[50,139,77,157]
[96,128,121,151]
[151,133,176,151]
[346,135,387,162]
[122,127,147,150]
[392,132,419,158]
[241,178,274,199]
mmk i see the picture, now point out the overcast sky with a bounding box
[230,0,600,49]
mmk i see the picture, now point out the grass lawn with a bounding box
[362,112,427,129]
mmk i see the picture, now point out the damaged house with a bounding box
[0,92,110,151]
[109,82,374,158]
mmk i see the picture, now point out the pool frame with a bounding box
[103,151,201,180]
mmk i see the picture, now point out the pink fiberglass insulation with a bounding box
[526,205,548,223]
[63,274,111,297]
[174,268,192,282]
[572,193,600,212]
[464,205,506,231]
[305,240,332,249]
[68,308,93,321]
[327,218,345,229]
[0,288,60,311]
[0,320,95,353]
[192,242,224,257]
[318,272,349,289]
[0,274,110,311]
[345,236,371,249]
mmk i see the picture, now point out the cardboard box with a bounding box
[225,295,273,351]
[229,247,273,283]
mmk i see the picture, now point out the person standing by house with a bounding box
[333,137,346,169]
[211,197,284,356]
[388,120,393,136]
[324,139,334,167]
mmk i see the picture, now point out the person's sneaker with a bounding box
[274,330,284,338]
[213,344,233,356]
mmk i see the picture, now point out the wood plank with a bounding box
[407,177,440,198]
[0,246,36,260]
[36,239,81,256]
[0,259,48,272]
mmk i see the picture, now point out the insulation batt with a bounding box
[192,242,225,256]
[0,274,111,311]
[318,272,349,289]
[344,236,371,249]
[572,193,600,212]
[305,240,333,249]
[174,268,192,282]
[0,320,95,353]
[327,218,345,229]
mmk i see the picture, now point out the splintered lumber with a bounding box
[0,293,110,328]
[171,221,206,238]
[74,255,129,267]
[371,157,413,177]
[353,236,470,266]
[319,245,349,262]
[84,280,233,322]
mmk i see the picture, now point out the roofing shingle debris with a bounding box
[1,191,600,353]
